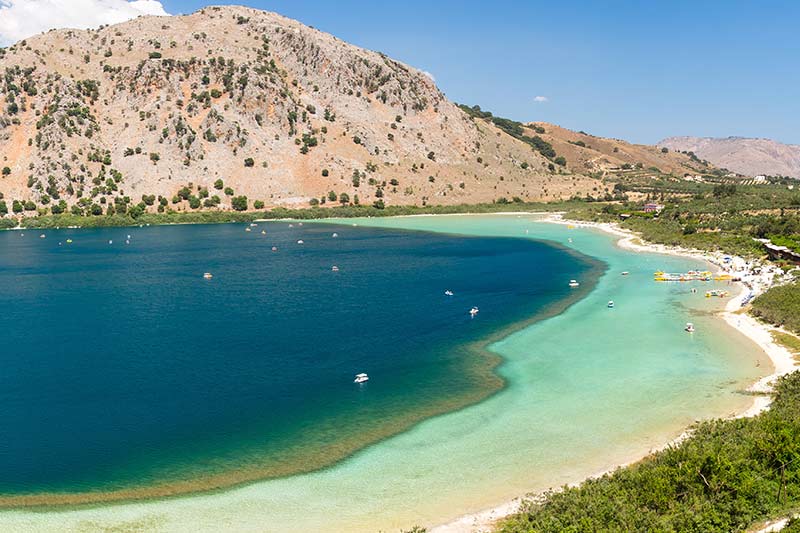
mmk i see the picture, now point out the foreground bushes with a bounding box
[498,372,800,533]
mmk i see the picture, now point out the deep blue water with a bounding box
[0,222,596,498]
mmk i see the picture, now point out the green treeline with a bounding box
[10,201,577,230]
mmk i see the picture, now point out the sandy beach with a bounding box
[433,213,799,533]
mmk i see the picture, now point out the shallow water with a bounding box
[0,215,768,532]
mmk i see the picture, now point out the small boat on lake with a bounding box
[245,227,251,232]
[621,271,629,276]
[444,290,454,296]
[354,373,369,384]
[569,280,580,288]
[607,301,614,308]
[271,246,278,252]
[297,239,304,244]
[469,306,479,317]
[332,233,338,238]
[203,273,213,279]
[331,265,339,272]
[685,322,695,333]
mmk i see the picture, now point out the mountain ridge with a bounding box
[658,136,800,178]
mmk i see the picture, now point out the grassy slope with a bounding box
[753,283,800,334]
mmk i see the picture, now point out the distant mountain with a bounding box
[658,136,800,178]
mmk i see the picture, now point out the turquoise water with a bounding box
[0,215,767,532]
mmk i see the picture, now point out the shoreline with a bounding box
[432,212,799,533]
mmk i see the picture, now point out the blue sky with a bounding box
[7,0,800,144]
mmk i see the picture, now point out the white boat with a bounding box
[469,306,479,317]
[332,233,338,238]
[271,246,278,252]
[250,223,258,227]
[39,234,45,239]
[261,230,266,235]
[607,300,614,308]
[297,239,304,244]
[331,265,339,272]
[245,227,251,232]
[569,280,580,288]
[444,290,454,296]
[354,373,369,383]
[685,322,695,333]
[621,271,629,276]
[203,272,213,279]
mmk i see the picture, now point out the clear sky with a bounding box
[3,1,799,144]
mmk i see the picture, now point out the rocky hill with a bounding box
[528,123,714,178]
[0,5,601,217]
[659,136,800,178]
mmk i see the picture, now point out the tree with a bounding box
[322,169,329,177]
[372,199,385,209]
[1,167,10,176]
[253,200,264,209]
[713,184,737,197]
[51,200,67,215]
[0,200,7,215]
[224,186,234,196]
[244,157,255,167]
[214,179,224,190]
[554,156,567,167]
[339,192,350,205]
[328,190,337,202]
[12,200,22,213]
[231,195,248,211]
